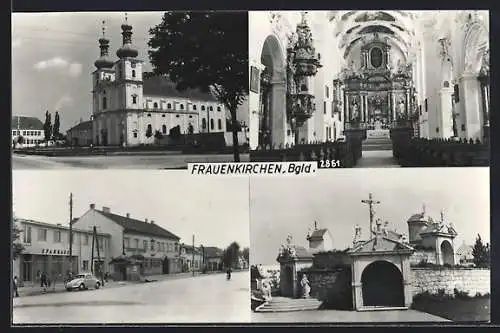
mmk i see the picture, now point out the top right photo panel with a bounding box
[248,10,490,168]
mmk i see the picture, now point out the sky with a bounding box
[250,168,490,265]
[12,12,248,133]
[12,170,250,249]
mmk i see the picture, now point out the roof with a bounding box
[348,234,414,255]
[456,243,473,257]
[67,120,92,132]
[204,246,224,258]
[97,210,180,240]
[14,217,110,236]
[142,75,218,102]
[12,116,44,130]
[407,212,433,224]
[309,228,328,240]
[182,244,202,254]
[420,223,458,237]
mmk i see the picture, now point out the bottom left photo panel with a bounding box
[11,170,251,325]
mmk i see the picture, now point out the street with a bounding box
[13,271,250,324]
[12,153,250,170]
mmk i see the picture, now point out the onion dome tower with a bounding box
[94,21,114,69]
[116,13,139,59]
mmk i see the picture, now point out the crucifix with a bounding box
[314,220,318,230]
[361,193,381,236]
[440,210,445,223]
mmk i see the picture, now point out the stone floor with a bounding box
[355,150,400,168]
[252,308,449,323]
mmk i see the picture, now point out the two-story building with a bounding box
[11,116,45,148]
[12,217,111,285]
[72,204,182,280]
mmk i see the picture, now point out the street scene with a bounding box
[250,168,490,323]
[12,171,250,324]
[12,11,249,169]
[13,271,250,324]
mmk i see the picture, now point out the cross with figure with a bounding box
[361,193,381,238]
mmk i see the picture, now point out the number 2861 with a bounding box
[318,160,341,168]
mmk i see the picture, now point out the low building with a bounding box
[204,246,224,271]
[11,116,45,148]
[456,241,474,266]
[179,244,204,272]
[72,204,182,280]
[66,120,93,146]
[12,218,111,286]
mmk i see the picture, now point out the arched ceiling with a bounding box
[330,10,418,59]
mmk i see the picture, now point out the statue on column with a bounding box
[351,102,360,122]
[397,99,406,120]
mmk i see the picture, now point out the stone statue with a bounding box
[288,247,296,257]
[354,224,362,240]
[261,279,272,301]
[351,102,359,121]
[383,221,389,236]
[300,274,311,298]
[398,100,406,118]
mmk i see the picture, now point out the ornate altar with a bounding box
[340,33,415,130]
[285,12,322,142]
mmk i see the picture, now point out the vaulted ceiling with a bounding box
[328,11,419,59]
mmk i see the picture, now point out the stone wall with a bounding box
[409,250,437,265]
[312,252,351,269]
[411,267,490,296]
[303,267,353,310]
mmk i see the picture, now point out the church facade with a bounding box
[248,11,489,150]
[90,20,227,147]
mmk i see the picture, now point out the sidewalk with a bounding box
[14,270,231,297]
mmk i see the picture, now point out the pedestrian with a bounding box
[40,272,47,291]
[13,276,19,297]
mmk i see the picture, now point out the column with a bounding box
[359,94,364,122]
[459,73,482,140]
[344,92,350,124]
[438,87,454,138]
[481,83,490,126]
[391,91,396,121]
[270,80,287,148]
[405,90,411,118]
[364,95,369,123]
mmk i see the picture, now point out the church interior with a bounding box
[249,11,489,167]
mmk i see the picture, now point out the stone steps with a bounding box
[255,297,323,313]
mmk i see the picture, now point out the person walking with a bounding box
[40,272,47,292]
[13,276,19,297]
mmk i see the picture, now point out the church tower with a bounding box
[115,13,144,145]
[92,21,116,146]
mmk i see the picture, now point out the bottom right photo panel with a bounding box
[250,168,490,323]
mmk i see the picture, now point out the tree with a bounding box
[43,111,52,145]
[53,111,60,140]
[145,125,153,138]
[169,125,181,141]
[148,11,248,162]
[17,135,24,145]
[12,221,25,261]
[472,234,490,268]
[241,247,249,262]
[223,241,240,269]
[154,130,164,143]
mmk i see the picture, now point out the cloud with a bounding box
[34,57,83,78]
[68,63,83,77]
[54,95,73,110]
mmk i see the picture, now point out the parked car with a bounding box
[65,273,101,291]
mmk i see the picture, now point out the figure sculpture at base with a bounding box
[300,274,311,298]
[261,279,272,301]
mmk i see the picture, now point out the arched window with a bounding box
[162,124,167,134]
[132,70,136,78]
[102,97,107,109]
[209,106,213,111]
[218,119,222,130]
[180,104,184,110]
[202,118,207,129]
[201,105,205,111]
[167,103,172,109]
[210,119,214,130]
[132,95,137,104]
[153,102,158,109]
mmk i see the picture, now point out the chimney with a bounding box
[102,206,110,213]
[126,213,130,218]
[90,203,95,209]
[145,218,148,223]
[151,220,155,224]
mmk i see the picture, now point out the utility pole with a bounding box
[94,226,104,285]
[69,193,73,276]
[361,193,381,237]
[192,234,195,276]
[91,227,95,274]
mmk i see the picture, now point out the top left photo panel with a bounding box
[12,11,249,170]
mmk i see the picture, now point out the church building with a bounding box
[249,11,489,150]
[90,18,227,147]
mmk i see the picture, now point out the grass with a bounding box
[411,293,490,322]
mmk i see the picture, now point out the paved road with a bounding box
[252,308,449,323]
[355,150,400,168]
[13,271,250,324]
[12,154,249,170]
